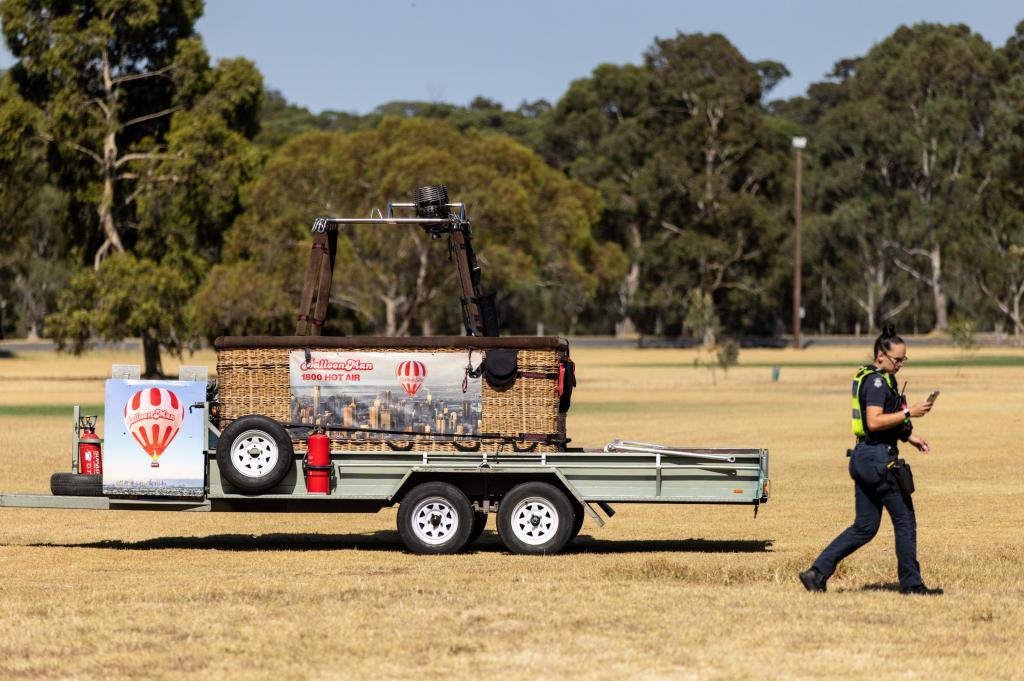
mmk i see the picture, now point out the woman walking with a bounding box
[800,324,943,595]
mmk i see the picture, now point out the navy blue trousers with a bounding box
[812,444,922,589]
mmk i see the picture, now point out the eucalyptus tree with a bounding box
[842,24,999,331]
[0,72,67,338]
[785,24,1001,333]
[1,0,264,375]
[967,22,1024,338]
[542,33,790,339]
[192,117,623,338]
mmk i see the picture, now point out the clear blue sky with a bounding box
[1,1,1020,113]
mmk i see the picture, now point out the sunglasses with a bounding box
[883,351,908,365]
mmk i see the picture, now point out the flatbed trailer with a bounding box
[1,409,769,555]
[1,189,771,554]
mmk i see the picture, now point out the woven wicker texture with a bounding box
[217,344,566,453]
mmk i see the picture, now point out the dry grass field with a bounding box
[0,342,1022,680]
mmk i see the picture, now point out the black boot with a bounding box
[799,567,827,592]
[901,584,943,596]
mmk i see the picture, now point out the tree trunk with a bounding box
[857,271,877,333]
[382,295,397,336]
[95,164,125,270]
[929,245,948,331]
[142,330,163,378]
[615,222,642,337]
[703,326,716,349]
[1012,289,1022,340]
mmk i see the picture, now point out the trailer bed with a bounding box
[2,446,768,511]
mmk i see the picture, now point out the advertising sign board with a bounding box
[102,380,206,497]
[289,351,482,441]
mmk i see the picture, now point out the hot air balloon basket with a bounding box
[215,337,568,453]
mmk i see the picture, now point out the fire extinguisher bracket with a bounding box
[301,458,335,473]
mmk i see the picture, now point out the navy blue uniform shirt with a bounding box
[860,365,903,446]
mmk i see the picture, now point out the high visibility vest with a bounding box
[851,365,897,438]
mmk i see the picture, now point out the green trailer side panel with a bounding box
[336,467,408,497]
[206,449,769,505]
[208,456,412,500]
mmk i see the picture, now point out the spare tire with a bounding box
[216,415,294,493]
[50,472,103,497]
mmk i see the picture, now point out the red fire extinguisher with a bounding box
[78,415,102,475]
[305,430,330,494]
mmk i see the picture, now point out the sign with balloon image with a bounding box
[102,379,207,497]
[289,351,483,441]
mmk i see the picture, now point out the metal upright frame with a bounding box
[295,201,493,337]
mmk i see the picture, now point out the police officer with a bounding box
[799,324,943,595]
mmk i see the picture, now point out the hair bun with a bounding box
[882,323,897,337]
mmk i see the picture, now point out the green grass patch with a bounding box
[602,355,1024,370]
[0,404,103,418]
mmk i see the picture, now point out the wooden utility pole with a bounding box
[792,137,806,350]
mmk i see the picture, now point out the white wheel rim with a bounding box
[230,430,279,478]
[510,496,560,546]
[411,496,460,545]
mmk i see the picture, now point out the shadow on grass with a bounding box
[29,532,773,554]
[564,536,773,554]
[859,582,903,593]
[30,531,408,552]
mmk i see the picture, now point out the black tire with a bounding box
[568,501,585,542]
[496,482,574,555]
[397,482,474,555]
[467,510,488,545]
[216,415,294,494]
[50,472,102,497]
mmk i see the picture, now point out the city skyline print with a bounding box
[289,351,483,441]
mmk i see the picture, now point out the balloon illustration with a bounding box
[123,387,185,467]
[396,360,427,397]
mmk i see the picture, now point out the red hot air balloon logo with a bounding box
[396,360,427,397]
[123,387,185,467]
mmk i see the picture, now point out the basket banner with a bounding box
[289,350,482,440]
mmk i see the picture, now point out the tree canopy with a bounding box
[1,0,263,373]
[192,117,624,338]
[3,9,1024,359]
[540,33,791,339]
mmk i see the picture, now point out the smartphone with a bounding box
[926,390,940,404]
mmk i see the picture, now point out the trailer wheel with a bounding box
[216,415,294,493]
[496,482,574,555]
[50,472,102,497]
[467,510,488,545]
[397,482,473,554]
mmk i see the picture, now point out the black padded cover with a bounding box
[484,349,518,389]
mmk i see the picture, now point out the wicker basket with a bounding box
[215,336,568,453]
